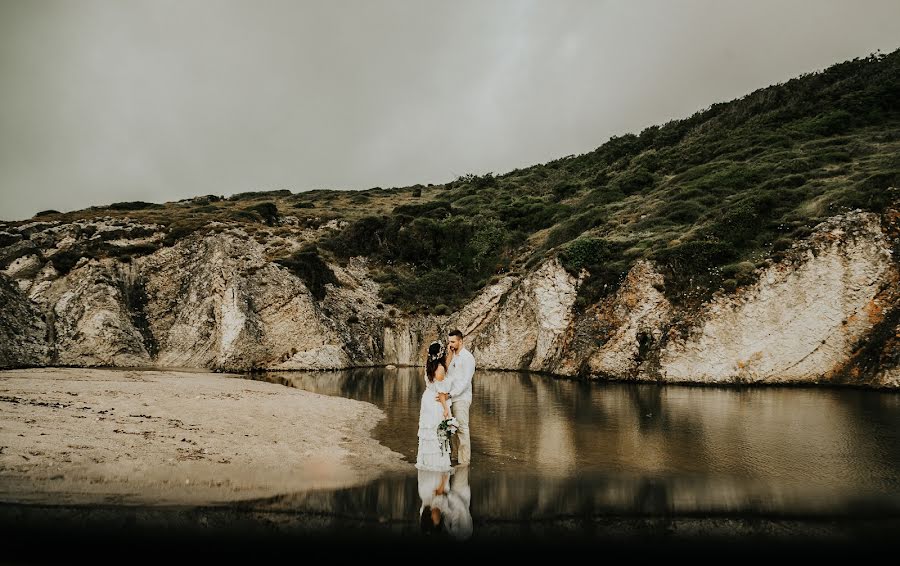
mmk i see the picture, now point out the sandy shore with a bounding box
[0,368,406,505]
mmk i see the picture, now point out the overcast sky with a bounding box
[1,0,899,220]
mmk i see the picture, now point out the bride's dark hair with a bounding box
[425,341,447,383]
[420,506,445,535]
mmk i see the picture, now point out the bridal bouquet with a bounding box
[437,417,459,456]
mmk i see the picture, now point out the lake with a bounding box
[236,367,900,535]
[4,366,899,557]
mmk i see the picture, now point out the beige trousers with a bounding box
[451,399,471,465]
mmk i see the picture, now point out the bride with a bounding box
[415,341,454,472]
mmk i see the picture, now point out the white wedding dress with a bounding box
[415,371,453,472]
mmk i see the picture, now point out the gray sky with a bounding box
[1,0,899,221]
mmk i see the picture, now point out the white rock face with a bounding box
[48,261,153,367]
[878,367,900,388]
[585,260,673,378]
[139,231,347,370]
[453,258,581,372]
[659,211,898,386]
[0,275,48,368]
[3,254,43,285]
[0,209,897,388]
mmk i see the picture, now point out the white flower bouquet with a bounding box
[437,416,459,456]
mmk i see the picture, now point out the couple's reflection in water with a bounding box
[418,466,473,541]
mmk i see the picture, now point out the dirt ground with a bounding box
[0,368,406,505]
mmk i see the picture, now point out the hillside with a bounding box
[1,49,898,386]
[4,50,899,313]
[5,51,900,315]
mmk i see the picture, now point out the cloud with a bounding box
[1,0,899,220]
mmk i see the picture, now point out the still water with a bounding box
[239,367,900,538]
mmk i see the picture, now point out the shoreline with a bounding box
[2,363,898,391]
[0,367,407,506]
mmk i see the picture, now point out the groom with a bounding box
[440,329,475,466]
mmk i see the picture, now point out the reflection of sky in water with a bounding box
[242,368,900,518]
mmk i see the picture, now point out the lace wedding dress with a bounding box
[415,371,453,472]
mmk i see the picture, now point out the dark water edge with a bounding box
[3,501,900,561]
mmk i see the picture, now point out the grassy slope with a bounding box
[5,50,899,314]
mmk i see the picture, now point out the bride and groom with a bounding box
[415,329,475,472]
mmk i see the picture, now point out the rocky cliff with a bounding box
[1,208,898,388]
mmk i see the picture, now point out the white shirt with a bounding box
[446,346,475,403]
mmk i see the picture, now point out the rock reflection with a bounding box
[244,468,900,534]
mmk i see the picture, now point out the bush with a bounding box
[559,237,619,272]
[664,200,705,224]
[721,261,757,284]
[468,217,508,270]
[392,200,453,219]
[458,172,497,190]
[704,193,776,246]
[654,240,737,273]
[652,239,739,303]
[433,304,451,315]
[803,110,854,136]
[612,167,655,194]
[772,237,793,251]
[590,170,610,187]
[381,285,400,304]
[275,249,339,300]
[163,219,208,246]
[552,182,579,201]
[498,198,568,232]
[398,269,465,307]
[228,189,291,201]
[543,209,605,249]
[230,209,263,223]
[247,202,278,225]
[322,215,388,257]
[107,201,163,211]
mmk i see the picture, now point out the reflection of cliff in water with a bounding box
[8,469,900,556]
[247,368,900,495]
[243,470,900,525]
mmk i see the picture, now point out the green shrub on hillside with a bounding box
[108,201,163,211]
[275,248,339,300]
[247,202,279,225]
[228,189,292,201]
[612,167,656,195]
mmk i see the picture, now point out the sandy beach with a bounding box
[0,368,406,505]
